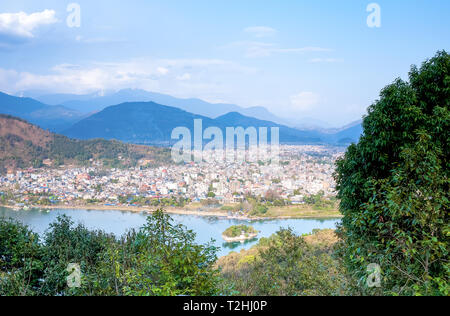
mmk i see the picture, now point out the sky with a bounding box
[0,0,449,127]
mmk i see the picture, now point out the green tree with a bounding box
[39,215,114,296]
[219,229,347,296]
[0,211,221,296]
[207,191,216,198]
[0,219,44,296]
[89,210,221,296]
[334,51,449,296]
[32,159,43,168]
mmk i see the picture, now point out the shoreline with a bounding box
[222,233,259,243]
[1,204,343,221]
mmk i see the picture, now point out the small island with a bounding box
[222,225,259,243]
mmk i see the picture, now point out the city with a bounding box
[0,145,342,218]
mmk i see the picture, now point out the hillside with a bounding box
[3,91,363,146]
[0,115,171,172]
[27,89,290,125]
[331,122,363,144]
[63,102,352,145]
[0,92,84,132]
[63,102,217,144]
[216,229,344,296]
[215,112,324,144]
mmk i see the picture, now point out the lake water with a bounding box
[0,207,340,257]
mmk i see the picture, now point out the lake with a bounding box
[0,207,340,257]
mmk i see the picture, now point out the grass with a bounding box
[254,204,342,219]
[174,201,341,219]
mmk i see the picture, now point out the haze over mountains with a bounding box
[0,92,85,132]
[63,102,327,145]
[1,91,363,146]
[22,89,331,129]
[62,101,362,146]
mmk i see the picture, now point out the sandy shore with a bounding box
[222,233,259,242]
[3,204,342,221]
[34,204,230,217]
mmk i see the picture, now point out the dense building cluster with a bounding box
[0,145,343,207]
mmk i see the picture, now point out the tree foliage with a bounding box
[334,51,449,295]
[218,229,347,296]
[0,211,220,296]
[0,219,43,295]
[0,115,172,171]
[223,225,257,238]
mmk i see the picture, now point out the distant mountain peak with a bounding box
[23,89,294,126]
[0,91,84,132]
[217,111,245,118]
[0,90,363,146]
[62,100,362,146]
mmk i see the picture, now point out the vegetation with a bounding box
[302,191,337,211]
[0,115,172,172]
[334,51,449,296]
[223,225,258,239]
[0,210,220,296]
[223,193,340,218]
[116,195,189,208]
[217,229,349,296]
[256,205,341,219]
[0,212,350,296]
[200,198,221,207]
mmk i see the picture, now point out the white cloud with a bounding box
[244,26,277,38]
[0,10,58,39]
[290,92,320,112]
[0,58,256,100]
[227,41,332,58]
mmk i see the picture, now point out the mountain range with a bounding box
[22,89,328,129]
[1,91,363,146]
[63,102,361,145]
[0,92,85,132]
[63,102,327,145]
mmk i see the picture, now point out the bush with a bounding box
[218,229,348,296]
[334,51,449,296]
[0,210,221,296]
[223,225,257,238]
[0,219,44,296]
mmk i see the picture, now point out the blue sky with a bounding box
[0,0,449,127]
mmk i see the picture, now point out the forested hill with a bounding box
[0,114,171,172]
[63,102,356,145]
